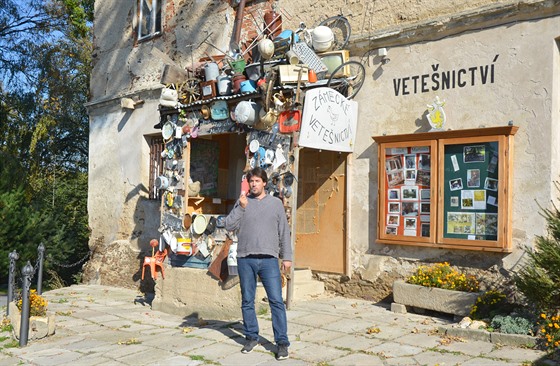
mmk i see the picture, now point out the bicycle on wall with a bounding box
[294,14,366,100]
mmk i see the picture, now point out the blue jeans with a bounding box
[237,256,289,346]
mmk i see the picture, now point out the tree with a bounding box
[0,0,93,286]
[515,185,560,314]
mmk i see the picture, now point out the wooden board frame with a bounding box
[372,126,518,252]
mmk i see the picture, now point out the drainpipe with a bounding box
[233,0,247,47]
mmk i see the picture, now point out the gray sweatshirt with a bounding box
[225,194,292,261]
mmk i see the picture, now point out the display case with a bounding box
[372,126,517,252]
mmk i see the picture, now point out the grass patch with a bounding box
[56,298,69,303]
[188,355,219,364]
[3,339,19,348]
[0,335,10,342]
[55,311,73,316]
[117,338,141,345]
[335,346,353,352]
[1,319,12,333]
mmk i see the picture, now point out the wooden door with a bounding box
[295,149,347,274]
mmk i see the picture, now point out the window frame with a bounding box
[372,126,517,252]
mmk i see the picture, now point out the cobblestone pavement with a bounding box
[0,285,556,365]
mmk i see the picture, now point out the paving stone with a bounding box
[290,312,341,328]
[486,346,548,363]
[396,332,442,348]
[182,340,240,361]
[115,347,178,365]
[411,349,471,365]
[288,341,350,362]
[365,341,424,358]
[324,333,383,351]
[17,348,83,365]
[329,352,385,365]
[460,357,521,366]
[436,339,495,356]
[297,327,345,343]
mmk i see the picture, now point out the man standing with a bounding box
[225,167,292,360]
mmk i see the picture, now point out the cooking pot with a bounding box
[245,63,262,81]
[234,101,261,125]
[204,62,220,81]
[259,108,279,129]
[155,176,169,190]
[240,80,257,93]
[183,213,192,230]
[217,73,232,95]
[311,26,334,52]
[232,73,246,94]
[216,215,227,228]
[229,58,246,74]
[210,101,229,120]
[204,216,217,235]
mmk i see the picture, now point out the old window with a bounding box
[372,126,517,252]
[138,0,162,41]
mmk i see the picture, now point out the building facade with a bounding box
[85,0,560,315]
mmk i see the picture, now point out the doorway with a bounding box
[295,148,347,274]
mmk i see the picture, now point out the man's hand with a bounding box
[239,191,248,208]
[281,260,292,273]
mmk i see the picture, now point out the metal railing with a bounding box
[5,243,90,347]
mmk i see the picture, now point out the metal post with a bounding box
[7,250,19,316]
[37,242,45,295]
[19,261,33,347]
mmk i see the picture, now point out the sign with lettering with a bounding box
[392,55,499,96]
[299,87,358,152]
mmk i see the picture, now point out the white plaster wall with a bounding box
[91,0,234,100]
[88,95,162,251]
[349,17,560,276]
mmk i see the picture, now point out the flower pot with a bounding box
[392,280,480,317]
[8,301,56,340]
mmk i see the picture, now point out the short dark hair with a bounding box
[247,167,268,184]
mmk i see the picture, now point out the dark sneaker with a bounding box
[241,339,259,354]
[276,344,289,360]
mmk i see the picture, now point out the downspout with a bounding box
[286,146,300,309]
[233,0,247,47]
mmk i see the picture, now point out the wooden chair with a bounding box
[142,239,168,280]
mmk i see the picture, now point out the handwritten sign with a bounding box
[299,87,358,152]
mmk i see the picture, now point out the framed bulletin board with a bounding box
[378,141,437,245]
[373,126,517,252]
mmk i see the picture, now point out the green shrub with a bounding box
[490,315,533,335]
[471,290,514,320]
[515,187,560,315]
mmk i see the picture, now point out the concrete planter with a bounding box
[8,301,56,340]
[392,280,480,317]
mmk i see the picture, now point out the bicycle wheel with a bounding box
[326,60,365,100]
[318,15,351,50]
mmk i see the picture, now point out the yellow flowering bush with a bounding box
[16,289,48,317]
[470,290,511,320]
[407,262,480,292]
[539,313,560,352]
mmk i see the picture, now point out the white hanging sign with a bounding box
[299,87,358,152]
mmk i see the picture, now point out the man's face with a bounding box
[249,176,266,197]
